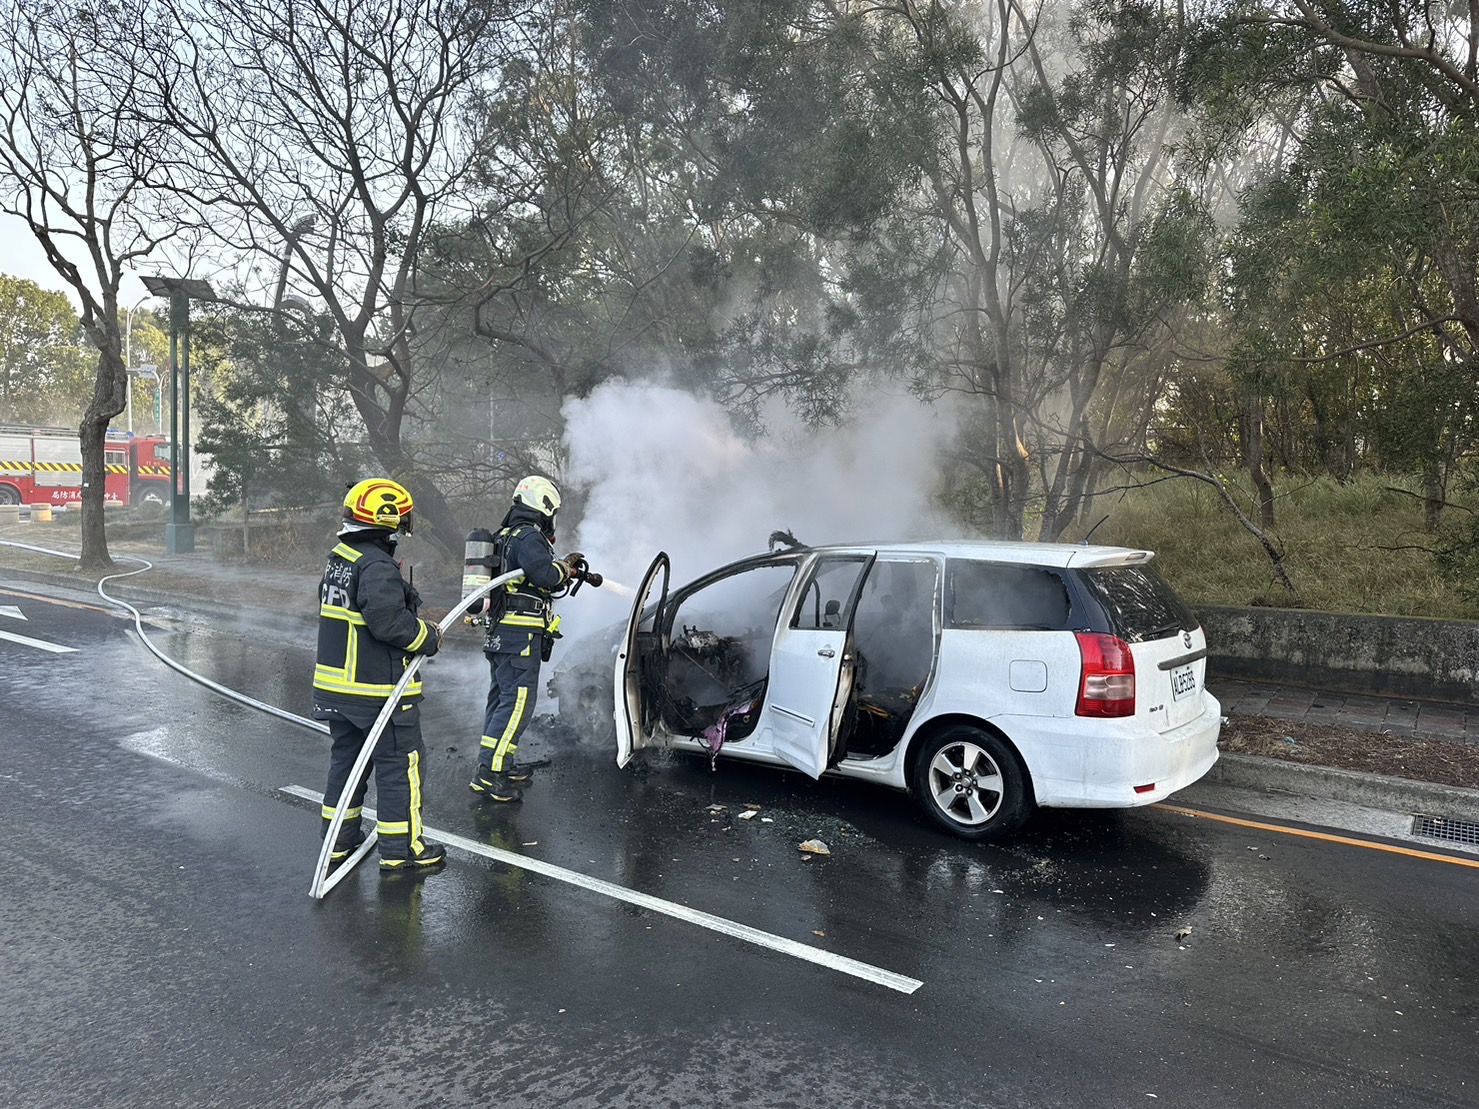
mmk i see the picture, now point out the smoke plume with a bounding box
[560,379,957,632]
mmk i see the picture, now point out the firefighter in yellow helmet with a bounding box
[314,478,447,873]
[468,474,575,802]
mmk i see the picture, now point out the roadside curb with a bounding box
[1205,751,1479,821]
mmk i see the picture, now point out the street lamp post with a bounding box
[129,363,161,432]
[141,275,216,554]
[123,294,147,433]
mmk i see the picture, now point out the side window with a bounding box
[790,557,870,630]
[946,561,1071,630]
[669,564,797,641]
[666,563,797,697]
[105,449,127,469]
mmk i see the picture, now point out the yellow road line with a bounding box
[1155,803,1479,869]
[0,586,117,616]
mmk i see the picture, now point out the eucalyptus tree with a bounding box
[141,0,525,551]
[0,0,182,568]
[445,0,937,443]
[1181,0,1479,525]
[539,1,1222,543]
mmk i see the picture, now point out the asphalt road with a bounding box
[1,583,1475,1108]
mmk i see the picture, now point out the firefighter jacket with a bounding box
[485,504,571,657]
[313,532,440,715]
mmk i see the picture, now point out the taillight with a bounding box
[1075,631,1135,717]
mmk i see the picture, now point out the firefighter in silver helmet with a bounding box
[314,478,447,873]
[468,475,579,802]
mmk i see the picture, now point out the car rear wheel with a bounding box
[911,725,1031,842]
[0,484,19,506]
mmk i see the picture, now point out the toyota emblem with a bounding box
[1182,630,1193,648]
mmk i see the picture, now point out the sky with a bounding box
[1,212,153,309]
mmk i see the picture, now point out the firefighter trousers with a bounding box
[481,651,541,773]
[321,714,433,862]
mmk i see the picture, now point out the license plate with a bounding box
[1170,663,1197,702]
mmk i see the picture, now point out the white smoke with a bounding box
[558,379,958,633]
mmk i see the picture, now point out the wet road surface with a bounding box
[1,583,1476,1108]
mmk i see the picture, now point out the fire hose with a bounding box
[2,537,602,899]
[309,568,525,897]
[560,553,604,594]
[314,553,606,896]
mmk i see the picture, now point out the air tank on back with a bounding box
[462,528,498,615]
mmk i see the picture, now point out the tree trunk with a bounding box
[1240,389,1276,530]
[1421,458,1444,533]
[78,332,127,571]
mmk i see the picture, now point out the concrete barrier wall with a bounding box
[1199,604,1479,703]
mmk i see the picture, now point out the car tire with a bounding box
[910,724,1032,842]
[132,484,165,507]
[0,484,19,506]
[568,682,617,745]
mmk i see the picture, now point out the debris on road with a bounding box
[799,838,830,855]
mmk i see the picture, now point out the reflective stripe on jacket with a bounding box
[486,507,569,655]
[313,537,438,709]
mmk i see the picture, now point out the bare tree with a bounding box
[141,0,523,552]
[0,0,178,568]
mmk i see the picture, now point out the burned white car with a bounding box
[587,541,1221,841]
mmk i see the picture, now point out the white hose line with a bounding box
[310,569,524,899]
[4,541,538,899]
[0,538,327,734]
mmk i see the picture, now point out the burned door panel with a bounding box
[616,552,670,768]
[654,562,797,748]
[848,558,942,758]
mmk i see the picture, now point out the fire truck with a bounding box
[0,424,172,507]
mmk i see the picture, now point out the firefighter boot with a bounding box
[469,765,524,802]
[329,824,367,863]
[379,840,447,874]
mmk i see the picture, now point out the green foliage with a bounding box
[191,306,366,516]
[0,275,92,424]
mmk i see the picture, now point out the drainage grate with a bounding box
[1412,815,1479,848]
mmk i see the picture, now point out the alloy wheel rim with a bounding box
[927,740,1005,825]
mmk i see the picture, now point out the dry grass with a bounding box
[1066,472,1479,619]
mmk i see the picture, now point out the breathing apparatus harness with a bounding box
[462,524,604,655]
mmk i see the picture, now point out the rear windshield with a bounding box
[1079,565,1196,642]
[946,561,1072,630]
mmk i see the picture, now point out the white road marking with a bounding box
[0,628,77,653]
[0,605,26,620]
[281,784,924,995]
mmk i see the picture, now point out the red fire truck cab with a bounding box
[0,425,172,507]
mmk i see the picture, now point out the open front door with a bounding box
[615,552,670,768]
[764,553,875,778]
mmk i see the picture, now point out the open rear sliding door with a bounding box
[764,553,875,778]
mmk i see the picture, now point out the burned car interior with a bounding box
[638,554,940,764]
[848,560,938,757]
[646,563,796,743]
